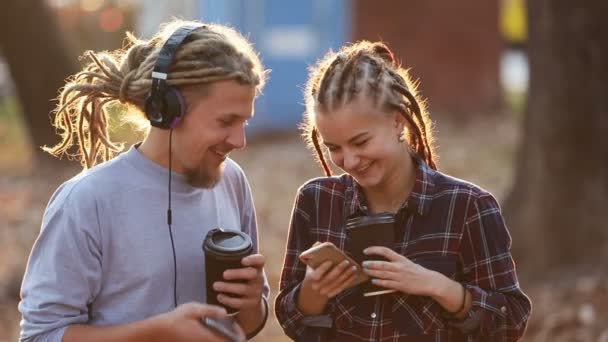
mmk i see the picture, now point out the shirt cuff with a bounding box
[467,283,509,317]
[445,284,507,334]
[301,315,333,328]
[446,307,481,334]
[285,284,333,328]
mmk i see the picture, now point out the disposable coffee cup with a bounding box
[345,213,396,296]
[203,228,253,314]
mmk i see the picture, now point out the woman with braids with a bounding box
[275,41,531,341]
[19,20,270,342]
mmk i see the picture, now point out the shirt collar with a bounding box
[344,156,436,217]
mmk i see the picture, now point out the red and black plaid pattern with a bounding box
[275,159,531,341]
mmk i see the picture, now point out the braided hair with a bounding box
[302,41,437,176]
[44,20,267,168]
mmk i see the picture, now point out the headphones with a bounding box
[144,24,204,130]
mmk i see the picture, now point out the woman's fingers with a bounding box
[323,267,358,297]
[362,267,398,280]
[370,278,401,290]
[317,260,353,289]
[363,246,406,262]
[327,272,357,298]
[362,260,398,272]
[309,260,334,282]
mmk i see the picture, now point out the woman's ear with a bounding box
[392,110,409,143]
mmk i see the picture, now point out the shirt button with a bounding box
[371,312,377,319]
[501,306,507,313]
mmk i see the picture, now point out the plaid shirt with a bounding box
[275,159,531,341]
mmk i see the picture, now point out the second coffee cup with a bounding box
[345,213,396,296]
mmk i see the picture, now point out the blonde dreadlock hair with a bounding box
[44,20,267,169]
[302,41,437,176]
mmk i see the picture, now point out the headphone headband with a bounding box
[149,24,202,100]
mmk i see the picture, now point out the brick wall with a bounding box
[353,0,502,115]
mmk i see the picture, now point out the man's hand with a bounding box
[159,302,244,342]
[63,302,241,342]
[213,253,266,312]
[213,253,267,337]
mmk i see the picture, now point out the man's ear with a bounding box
[393,110,408,131]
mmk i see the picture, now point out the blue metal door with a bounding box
[199,0,350,135]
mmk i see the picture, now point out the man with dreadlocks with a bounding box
[275,41,531,341]
[19,20,269,341]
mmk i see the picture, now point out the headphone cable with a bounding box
[167,129,178,308]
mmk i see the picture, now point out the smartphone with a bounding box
[299,241,369,287]
[202,317,244,342]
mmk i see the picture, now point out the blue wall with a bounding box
[199,0,350,135]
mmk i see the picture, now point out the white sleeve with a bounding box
[18,188,102,342]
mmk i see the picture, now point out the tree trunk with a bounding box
[0,0,77,166]
[505,0,608,274]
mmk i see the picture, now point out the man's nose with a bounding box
[227,124,246,150]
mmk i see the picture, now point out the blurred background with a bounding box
[0,0,606,341]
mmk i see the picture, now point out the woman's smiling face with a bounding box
[315,95,407,189]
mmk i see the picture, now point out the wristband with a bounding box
[446,283,467,315]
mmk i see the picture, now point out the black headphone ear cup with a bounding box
[144,87,184,129]
[163,87,185,129]
[144,94,165,127]
[145,25,200,130]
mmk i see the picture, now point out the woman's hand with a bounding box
[306,259,359,298]
[361,246,437,296]
[297,259,358,315]
[363,246,472,316]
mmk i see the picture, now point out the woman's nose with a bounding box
[342,150,360,170]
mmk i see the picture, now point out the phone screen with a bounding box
[202,317,244,342]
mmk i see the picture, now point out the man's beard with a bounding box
[184,159,226,188]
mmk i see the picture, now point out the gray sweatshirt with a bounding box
[18,146,268,341]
